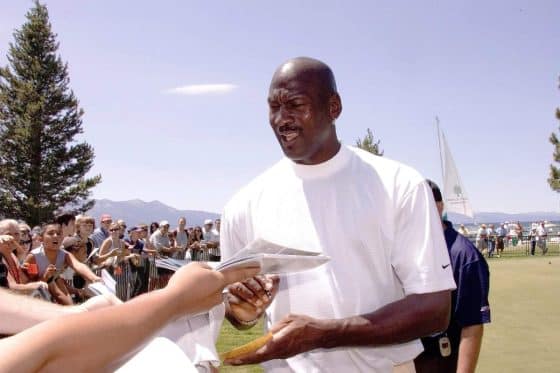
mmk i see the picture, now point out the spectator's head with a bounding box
[55,212,76,237]
[18,222,31,246]
[481,224,487,229]
[100,214,113,231]
[193,226,203,240]
[178,217,186,228]
[204,219,213,232]
[150,222,159,235]
[425,179,444,218]
[30,226,42,249]
[159,220,170,234]
[137,223,148,239]
[108,222,121,238]
[0,219,21,242]
[215,219,221,232]
[117,219,127,238]
[39,223,62,251]
[61,236,80,252]
[128,227,141,241]
[76,215,95,238]
[490,224,495,229]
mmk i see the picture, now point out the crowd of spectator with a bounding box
[456,221,550,257]
[0,213,221,305]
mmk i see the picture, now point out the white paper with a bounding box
[155,257,191,271]
[213,238,329,274]
[214,253,330,275]
[87,269,116,296]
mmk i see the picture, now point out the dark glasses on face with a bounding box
[110,229,119,232]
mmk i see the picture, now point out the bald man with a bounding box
[220,57,456,372]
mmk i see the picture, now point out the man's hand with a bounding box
[225,275,279,326]
[224,314,330,365]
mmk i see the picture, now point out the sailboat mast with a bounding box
[436,116,445,185]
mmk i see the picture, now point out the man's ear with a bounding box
[329,93,342,121]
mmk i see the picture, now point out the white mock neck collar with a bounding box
[288,144,351,179]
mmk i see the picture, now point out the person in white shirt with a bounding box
[149,220,176,257]
[202,219,220,262]
[536,222,548,255]
[220,57,456,372]
[174,217,189,260]
[475,224,488,254]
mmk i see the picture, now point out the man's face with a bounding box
[101,219,112,230]
[161,225,169,234]
[268,69,339,165]
[179,218,186,228]
[215,219,221,231]
[204,223,212,232]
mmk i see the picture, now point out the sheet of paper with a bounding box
[88,269,116,296]
[214,253,330,274]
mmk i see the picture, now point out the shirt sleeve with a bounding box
[220,199,251,261]
[391,181,457,295]
[454,260,491,326]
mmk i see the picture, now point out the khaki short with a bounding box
[394,360,416,373]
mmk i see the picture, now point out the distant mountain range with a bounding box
[448,211,560,224]
[86,199,560,228]
[87,199,219,228]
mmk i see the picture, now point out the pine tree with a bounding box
[0,1,101,226]
[355,128,384,156]
[549,79,560,192]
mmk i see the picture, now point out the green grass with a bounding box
[478,256,560,373]
[216,256,560,372]
[217,319,265,373]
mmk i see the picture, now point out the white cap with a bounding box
[204,219,213,225]
[159,220,170,227]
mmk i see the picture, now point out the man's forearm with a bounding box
[457,324,483,373]
[320,291,451,349]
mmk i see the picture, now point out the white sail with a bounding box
[437,120,474,218]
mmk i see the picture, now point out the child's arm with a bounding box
[65,252,100,283]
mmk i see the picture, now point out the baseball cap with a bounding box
[100,214,112,222]
[62,236,80,250]
[159,220,170,227]
[204,219,213,225]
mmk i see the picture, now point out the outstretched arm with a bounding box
[0,262,259,373]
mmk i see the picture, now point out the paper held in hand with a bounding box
[213,238,330,275]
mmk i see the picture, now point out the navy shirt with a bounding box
[420,220,491,357]
[445,220,491,333]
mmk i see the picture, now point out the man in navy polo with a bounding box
[415,180,491,373]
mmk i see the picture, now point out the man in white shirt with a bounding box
[220,57,456,372]
[174,217,189,260]
[202,219,220,261]
[149,221,175,257]
[536,222,548,255]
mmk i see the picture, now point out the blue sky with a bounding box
[1,0,559,214]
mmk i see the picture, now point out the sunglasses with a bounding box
[109,229,120,232]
